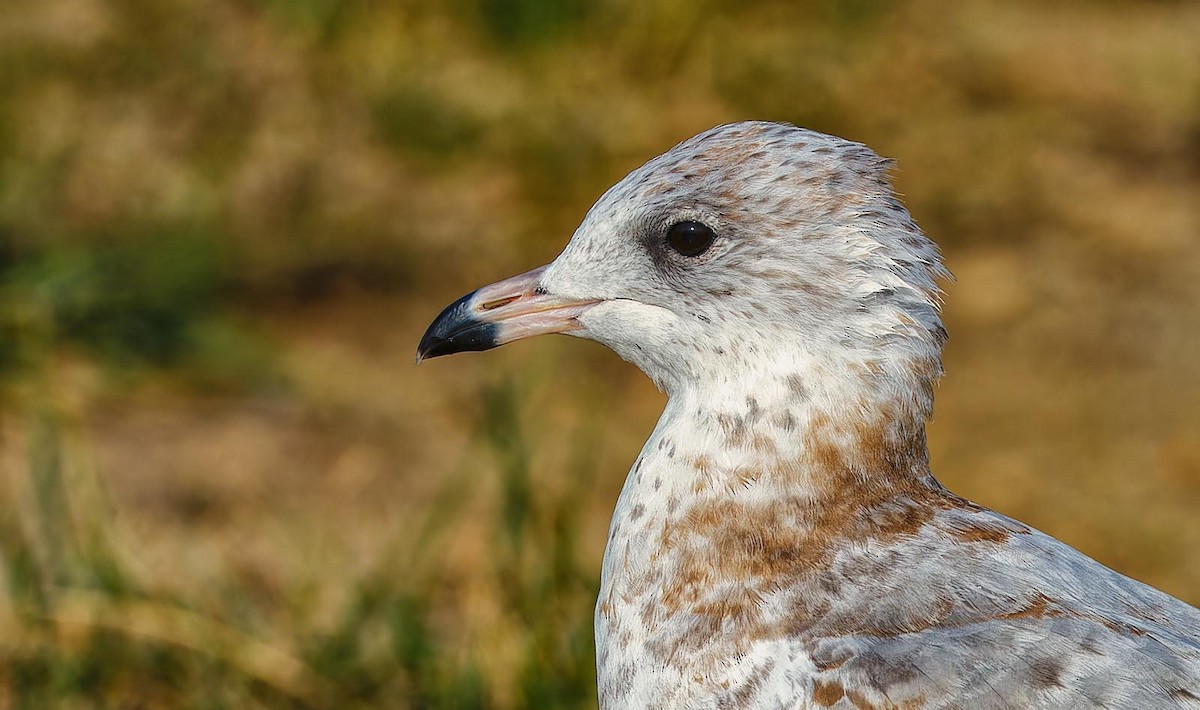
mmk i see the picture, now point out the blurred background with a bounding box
[0,0,1198,706]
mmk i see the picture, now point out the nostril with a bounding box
[480,295,520,311]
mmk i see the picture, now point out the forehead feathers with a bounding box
[613,121,889,228]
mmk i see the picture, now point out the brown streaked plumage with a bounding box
[418,121,1200,708]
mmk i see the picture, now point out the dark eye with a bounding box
[666,221,716,257]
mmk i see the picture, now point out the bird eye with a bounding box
[666,221,716,257]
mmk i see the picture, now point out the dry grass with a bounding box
[0,0,1198,706]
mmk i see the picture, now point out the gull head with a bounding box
[418,122,949,416]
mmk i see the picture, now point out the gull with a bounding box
[417,121,1200,708]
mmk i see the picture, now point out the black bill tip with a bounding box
[416,290,501,363]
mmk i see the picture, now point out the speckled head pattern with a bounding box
[542,121,949,411]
